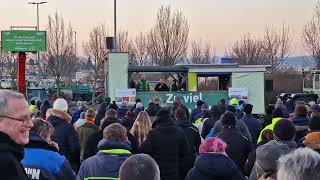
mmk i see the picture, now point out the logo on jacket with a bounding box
[25,168,40,180]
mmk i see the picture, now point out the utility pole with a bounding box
[28,1,47,81]
[114,0,117,51]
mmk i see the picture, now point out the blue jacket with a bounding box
[71,108,85,125]
[186,153,245,180]
[77,139,131,180]
[292,116,309,126]
[21,135,76,180]
[191,107,202,123]
[241,114,262,145]
[117,106,129,120]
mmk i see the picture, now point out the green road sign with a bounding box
[1,30,46,52]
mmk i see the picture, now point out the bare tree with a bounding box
[83,24,107,103]
[0,51,17,89]
[303,1,320,68]
[189,40,212,64]
[117,30,133,52]
[148,5,189,66]
[263,24,292,73]
[131,32,150,65]
[228,33,265,65]
[45,12,76,95]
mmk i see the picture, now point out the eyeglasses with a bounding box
[0,114,32,128]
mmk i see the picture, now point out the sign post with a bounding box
[18,52,26,96]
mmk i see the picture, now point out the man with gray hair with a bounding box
[277,148,320,180]
[0,90,33,179]
[119,154,160,180]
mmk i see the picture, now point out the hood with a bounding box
[152,115,174,128]
[195,153,240,178]
[97,139,131,151]
[0,131,24,162]
[304,132,320,150]
[26,134,58,152]
[47,108,71,122]
[177,118,191,127]
[277,140,298,150]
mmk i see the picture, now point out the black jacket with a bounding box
[177,119,201,155]
[215,128,252,173]
[21,135,76,180]
[47,110,80,172]
[0,131,28,180]
[154,82,170,91]
[83,117,138,160]
[140,116,194,180]
[186,153,245,180]
[95,102,109,126]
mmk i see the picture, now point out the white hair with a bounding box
[0,90,25,118]
[277,148,320,180]
[119,154,160,180]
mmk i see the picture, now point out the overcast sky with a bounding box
[0,0,317,56]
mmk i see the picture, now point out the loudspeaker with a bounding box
[265,80,273,92]
[106,37,114,50]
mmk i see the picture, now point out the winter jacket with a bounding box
[177,119,201,156]
[0,131,28,180]
[83,117,138,160]
[47,109,80,172]
[133,107,143,117]
[71,108,85,125]
[77,139,131,180]
[213,119,252,143]
[292,116,309,142]
[194,112,205,122]
[21,135,76,180]
[155,82,170,91]
[137,80,149,91]
[140,116,194,180]
[76,121,99,161]
[185,153,245,180]
[241,114,262,145]
[117,106,128,120]
[257,117,282,144]
[95,102,109,126]
[215,128,252,173]
[191,107,202,123]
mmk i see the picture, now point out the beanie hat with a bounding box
[273,119,296,141]
[256,141,291,178]
[303,132,320,150]
[156,108,171,119]
[196,100,204,107]
[221,111,236,127]
[53,98,68,112]
[199,137,226,153]
[309,116,320,131]
[230,98,238,105]
[226,105,236,113]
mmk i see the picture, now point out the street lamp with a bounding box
[73,31,77,57]
[28,1,47,81]
[28,1,47,31]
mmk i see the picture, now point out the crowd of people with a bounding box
[1,89,320,180]
[130,76,187,92]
